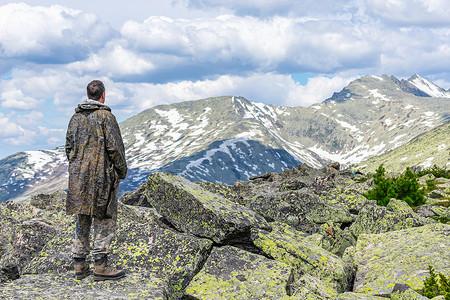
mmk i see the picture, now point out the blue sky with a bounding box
[1,0,450,158]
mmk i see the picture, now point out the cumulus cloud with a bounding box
[1,89,44,110]
[115,15,380,82]
[178,0,359,18]
[366,0,450,26]
[0,113,23,138]
[0,110,64,157]
[0,3,116,63]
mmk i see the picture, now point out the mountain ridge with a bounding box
[1,74,449,203]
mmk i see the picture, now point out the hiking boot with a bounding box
[93,255,125,281]
[74,258,90,280]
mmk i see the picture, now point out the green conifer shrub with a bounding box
[418,164,450,179]
[363,165,425,207]
[419,265,450,300]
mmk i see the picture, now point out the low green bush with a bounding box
[418,164,450,179]
[419,265,450,300]
[363,165,425,207]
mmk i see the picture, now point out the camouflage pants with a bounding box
[72,214,116,260]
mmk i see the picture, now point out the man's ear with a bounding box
[99,92,105,103]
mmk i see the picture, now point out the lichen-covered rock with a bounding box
[0,272,168,299]
[435,178,450,194]
[353,223,450,296]
[314,224,357,257]
[25,204,213,300]
[184,245,294,299]
[426,198,450,206]
[249,190,353,234]
[30,190,67,211]
[418,174,435,186]
[0,199,69,282]
[416,205,437,218]
[428,189,449,199]
[145,172,270,244]
[390,289,429,300]
[431,206,450,218]
[386,199,414,215]
[335,292,386,299]
[350,204,424,237]
[119,183,152,207]
[2,219,58,270]
[289,274,338,299]
[251,222,351,293]
[313,186,372,214]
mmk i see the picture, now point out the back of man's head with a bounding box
[87,80,105,100]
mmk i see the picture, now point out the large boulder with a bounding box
[24,204,213,300]
[435,178,450,194]
[145,172,270,244]
[251,221,352,293]
[312,186,373,214]
[390,289,429,300]
[249,190,353,234]
[335,292,386,299]
[119,183,152,207]
[306,225,357,257]
[184,245,294,299]
[1,272,169,299]
[288,273,339,299]
[350,203,424,237]
[353,223,450,296]
[0,198,69,282]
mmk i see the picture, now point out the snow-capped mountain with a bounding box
[407,74,450,98]
[1,74,449,203]
[0,148,68,203]
[388,74,450,98]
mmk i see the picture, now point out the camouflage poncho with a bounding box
[65,100,127,218]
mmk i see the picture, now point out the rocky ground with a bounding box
[0,163,449,299]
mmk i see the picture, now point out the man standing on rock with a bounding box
[65,80,127,281]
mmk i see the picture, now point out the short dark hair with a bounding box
[87,80,105,100]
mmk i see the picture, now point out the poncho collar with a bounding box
[76,99,111,112]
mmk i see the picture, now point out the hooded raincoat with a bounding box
[65,100,127,218]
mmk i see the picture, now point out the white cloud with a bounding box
[1,89,44,110]
[0,3,115,62]
[116,15,379,81]
[366,0,450,26]
[0,113,23,137]
[179,0,358,18]
[68,42,156,77]
[0,110,64,154]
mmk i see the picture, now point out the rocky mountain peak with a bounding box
[326,73,450,103]
[406,74,450,98]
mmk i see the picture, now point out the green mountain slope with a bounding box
[356,122,450,173]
